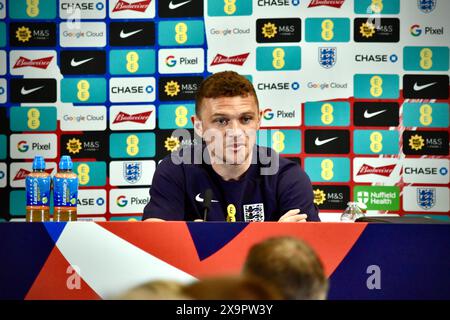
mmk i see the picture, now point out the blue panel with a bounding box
[187,222,248,261]
[44,222,66,244]
[0,223,56,299]
[328,224,450,299]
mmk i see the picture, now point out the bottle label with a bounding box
[26,175,51,206]
[54,175,78,207]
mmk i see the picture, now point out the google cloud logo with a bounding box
[17,141,29,152]
[410,24,422,37]
[116,195,128,207]
[165,55,176,67]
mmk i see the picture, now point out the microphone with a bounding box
[202,189,213,221]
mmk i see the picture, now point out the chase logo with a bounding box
[305,18,350,42]
[110,77,155,102]
[10,107,57,132]
[304,102,350,127]
[158,104,195,129]
[60,1,106,19]
[403,47,449,71]
[116,195,128,207]
[305,157,350,182]
[256,81,300,92]
[353,130,399,155]
[9,0,56,19]
[0,79,7,104]
[109,132,156,158]
[0,1,5,19]
[208,0,252,16]
[0,163,6,188]
[354,0,400,14]
[256,46,301,71]
[158,20,204,46]
[353,74,399,99]
[257,129,301,154]
[77,189,107,215]
[417,0,436,13]
[73,162,106,187]
[403,103,449,128]
[61,78,106,104]
[109,49,155,75]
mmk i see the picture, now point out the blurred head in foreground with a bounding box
[243,236,328,300]
[117,280,190,300]
[182,275,282,300]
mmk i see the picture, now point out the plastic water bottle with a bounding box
[26,156,51,222]
[340,202,366,222]
[53,156,78,222]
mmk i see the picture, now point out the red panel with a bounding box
[98,222,203,275]
[25,246,100,300]
[98,222,367,278]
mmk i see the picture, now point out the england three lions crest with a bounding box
[319,47,336,69]
[124,162,142,184]
[417,188,436,210]
[243,203,265,222]
[417,0,436,13]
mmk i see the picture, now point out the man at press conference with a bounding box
[143,71,319,222]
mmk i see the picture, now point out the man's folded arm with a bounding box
[277,163,320,222]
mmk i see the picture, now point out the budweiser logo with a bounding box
[13,56,53,69]
[357,164,396,177]
[113,111,152,124]
[14,168,53,181]
[210,53,250,66]
[112,0,151,12]
[308,0,345,8]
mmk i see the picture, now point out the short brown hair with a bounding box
[182,275,282,300]
[195,71,258,117]
[243,237,328,300]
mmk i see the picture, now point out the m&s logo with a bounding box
[17,140,29,152]
[116,195,128,207]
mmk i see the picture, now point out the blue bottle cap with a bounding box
[59,155,73,170]
[32,156,46,170]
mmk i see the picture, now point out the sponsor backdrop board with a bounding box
[0,0,449,221]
